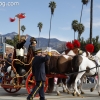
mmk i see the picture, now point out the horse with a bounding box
[46,48,83,95]
[67,50,100,97]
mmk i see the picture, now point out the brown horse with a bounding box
[46,48,81,95]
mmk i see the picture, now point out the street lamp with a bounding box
[9,13,26,41]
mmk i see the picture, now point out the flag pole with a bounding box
[18,18,20,41]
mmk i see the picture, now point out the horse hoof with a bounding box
[77,94,83,98]
[98,92,100,96]
[81,91,85,94]
[63,89,67,93]
[72,92,76,96]
[90,88,94,92]
[59,83,62,87]
[46,90,52,93]
[67,91,70,94]
[57,92,60,96]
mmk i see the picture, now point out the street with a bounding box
[0,83,100,100]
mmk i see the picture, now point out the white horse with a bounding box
[67,50,100,97]
[78,51,98,94]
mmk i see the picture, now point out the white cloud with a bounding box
[59,27,71,31]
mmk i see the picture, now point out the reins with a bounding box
[65,65,100,76]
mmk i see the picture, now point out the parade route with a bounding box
[0,83,100,100]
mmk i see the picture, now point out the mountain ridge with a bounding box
[2,32,67,53]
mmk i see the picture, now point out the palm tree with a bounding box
[71,20,78,40]
[37,22,43,47]
[48,1,56,47]
[90,0,93,43]
[21,25,26,35]
[77,23,85,40]
[80,0,89,23]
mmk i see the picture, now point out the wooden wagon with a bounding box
[0,58,68,94]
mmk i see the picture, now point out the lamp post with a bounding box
[9,13,26,41]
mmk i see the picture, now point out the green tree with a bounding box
[77,23,85,40]
[80,36,100,53]
[21,25,26,35]
[48,1,56,47]
[5,35,19,47]
[71,20,78,40]
[37,22,43,47]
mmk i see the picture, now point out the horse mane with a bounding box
[65,48,79,55]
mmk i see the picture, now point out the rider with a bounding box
[3,53,12,73]
[27,37,37,63]
[13,35,28,76]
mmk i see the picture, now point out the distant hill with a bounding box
[2,32,67,53]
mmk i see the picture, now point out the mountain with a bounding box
[2,32,67,53]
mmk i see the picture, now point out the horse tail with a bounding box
[67,55,82,87]
[47,78,54,93]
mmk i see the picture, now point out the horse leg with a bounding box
[55,78,61,95]
[97,73,100,96]
[90,76,98,92]
[46,78,54,93]
[62,78,69,93]
[73,72,85,97]
[79,75,85,94]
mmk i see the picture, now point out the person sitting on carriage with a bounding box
[13,35,28,76]
[3,53,12,73]
[27,37,37,63]
[27,49,50,100]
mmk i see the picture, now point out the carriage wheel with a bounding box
[2,73,21,93]
[26,73,48,96]
[3,88,21,93]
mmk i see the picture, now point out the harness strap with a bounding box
[93,60,98,75]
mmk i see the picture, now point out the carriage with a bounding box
[0,57,68,94]
[0,40,82,95]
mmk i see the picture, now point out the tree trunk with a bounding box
[90,0,93,43]
[48,14,52,47]
[22,31,23,35]
[78,34,81,41]
[78,4,83,41]
[74,31,75,40]
[38,31,40,47]
[80,4,84,23]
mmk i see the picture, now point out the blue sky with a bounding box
[0,0,100,41]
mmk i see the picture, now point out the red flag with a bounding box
[15,13,25,19]
[9,17,16,22]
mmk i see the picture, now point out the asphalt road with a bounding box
[0,83,100,100]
